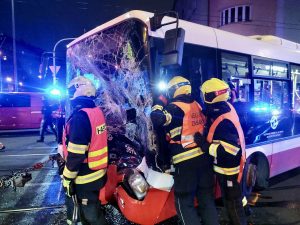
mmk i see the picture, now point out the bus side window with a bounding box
[221,52,251,136]
[221,52,250,103]
[254,79,289,109]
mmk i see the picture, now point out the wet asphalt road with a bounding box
[0,132,299,225]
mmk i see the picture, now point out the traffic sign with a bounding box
[49,65,61,74]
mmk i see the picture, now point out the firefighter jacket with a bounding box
[62,97,107,200]
[151,95,206,165]
[205,101,246,182]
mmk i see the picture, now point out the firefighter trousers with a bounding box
[66,196,107,225]
[217,173,247,225]
[173,154,219,225]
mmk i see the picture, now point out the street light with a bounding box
[52,38,76,85]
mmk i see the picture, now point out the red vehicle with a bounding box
[0,92,43,131]
[101,162,177,225]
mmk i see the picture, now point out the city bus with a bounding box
[66,10,300,223]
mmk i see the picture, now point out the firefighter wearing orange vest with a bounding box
[195,78,247,225]
[151,76,219,225]
[62,76,108,225]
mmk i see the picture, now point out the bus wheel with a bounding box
[242,153,270,197]
[253,154,269,191]
[242,158,257,197]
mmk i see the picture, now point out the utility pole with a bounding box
[52,38,76,85]
[0,35,6,92]
[11,0,18,92]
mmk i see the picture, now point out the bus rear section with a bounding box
[0,92,43,131]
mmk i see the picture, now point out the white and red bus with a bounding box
[66,10,300,216]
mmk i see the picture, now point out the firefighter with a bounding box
[151,76,219,225]
[195,78,247,225]
[53,99,66,145]
[37,97,57,142]
[62,76,108,225]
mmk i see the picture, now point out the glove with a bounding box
[63,178,75,197]
[194,132,209,153]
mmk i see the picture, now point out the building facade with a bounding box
[174,0,300,43]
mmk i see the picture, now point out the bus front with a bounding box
[66,17,156,159]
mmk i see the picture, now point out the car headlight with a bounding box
[128,169,149,200]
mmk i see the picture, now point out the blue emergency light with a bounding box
[47,86,64,97]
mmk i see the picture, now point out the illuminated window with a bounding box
[253,58,288,78]
[221,52,250,103]
[220,5,251,26]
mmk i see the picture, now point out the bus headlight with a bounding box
[128,169,149,200]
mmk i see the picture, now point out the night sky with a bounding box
[0,0,175,52]
[0,0,175,91]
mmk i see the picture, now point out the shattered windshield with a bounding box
[66,19,154,152]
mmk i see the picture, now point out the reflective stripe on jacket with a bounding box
[62,107,108,183]
[169,101,206,164]
[207,102,246,182]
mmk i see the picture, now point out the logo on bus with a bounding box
[270,116,279,130]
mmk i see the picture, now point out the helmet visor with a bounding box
[67,85,76,99]
[204,88,228,103]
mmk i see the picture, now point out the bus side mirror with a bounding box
[162,28,185,68]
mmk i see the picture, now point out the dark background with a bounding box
[0,0,175,91]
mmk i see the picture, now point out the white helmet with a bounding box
[68,76,96,100]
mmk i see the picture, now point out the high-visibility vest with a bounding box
[207,102,246,182]
[169,101,206,164]
[63,107,108,170]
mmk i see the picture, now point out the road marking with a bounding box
[27,146,56,149]
[4,153,51,157]
[25,182,61,187]
[0,205,64,213]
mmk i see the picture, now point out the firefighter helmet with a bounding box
[68,76,96,100]
[201,78,229,104]
[167,76,191,99]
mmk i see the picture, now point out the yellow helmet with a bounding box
[167,76,191,99]
[68,76,96,100]
[201,78,229,104]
